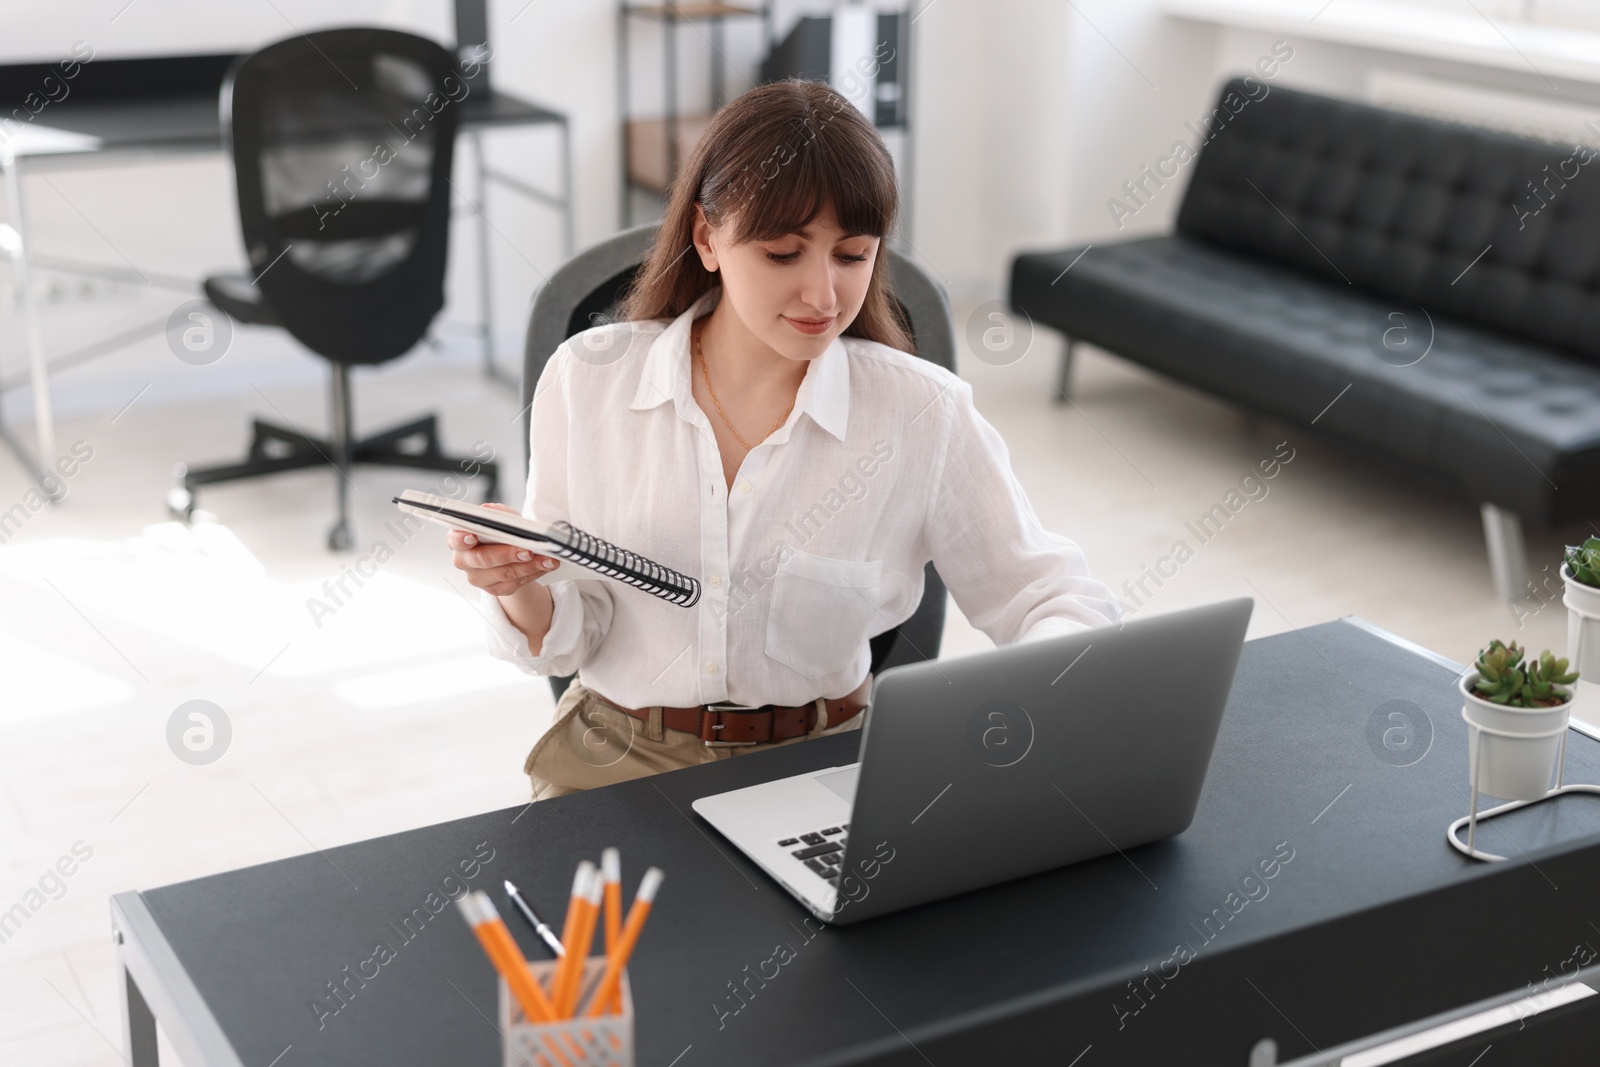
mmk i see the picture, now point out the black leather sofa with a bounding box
[1009,78,1600,600]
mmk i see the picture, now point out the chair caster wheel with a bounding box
[327,523,354,552]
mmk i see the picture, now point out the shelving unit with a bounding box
[617,2,914,244]
[618,2,774,227]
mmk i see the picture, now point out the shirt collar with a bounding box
[628,287,851,443]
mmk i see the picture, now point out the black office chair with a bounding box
[523,222,953,703]
[172,28,496,550]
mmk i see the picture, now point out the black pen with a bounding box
[503,879,565,957]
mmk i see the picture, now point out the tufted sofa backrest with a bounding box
[1175,78,1600,361]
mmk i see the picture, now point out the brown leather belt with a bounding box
[593,674,871,747]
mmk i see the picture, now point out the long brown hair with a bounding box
[617,79,913,353]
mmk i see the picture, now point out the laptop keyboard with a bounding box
[777,823,849,883]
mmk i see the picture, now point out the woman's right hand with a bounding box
[447,502,562,598]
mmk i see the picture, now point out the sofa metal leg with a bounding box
[1480,503,1530,602]
[1054,338,1076,404]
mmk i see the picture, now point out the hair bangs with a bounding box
[729,117,896,245]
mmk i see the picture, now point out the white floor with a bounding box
[0,292,1589,1064]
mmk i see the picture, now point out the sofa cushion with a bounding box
[1010,236,1600,524]
[1175,79,1600,365]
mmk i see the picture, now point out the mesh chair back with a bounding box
[521,225,954,697]
[224,28,460,364]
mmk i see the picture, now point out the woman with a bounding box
[449,79,1121,801]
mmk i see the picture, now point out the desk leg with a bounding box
[471,130,513,389]
[121,961,160,1067]
[2,156,63,499]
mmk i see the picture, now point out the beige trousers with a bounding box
[525,680,867,801]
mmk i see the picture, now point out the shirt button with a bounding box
[740,482,752,493]
[706,662,719,675]
[709,575,722,588]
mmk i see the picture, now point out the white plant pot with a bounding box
[1459,672,1571,801]
[1563,562,1600,664]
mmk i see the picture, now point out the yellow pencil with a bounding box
[454,891,556,1023]
[585,867,663,1017]
[558,867,604,1017]
[601,847,622,950]
[600,848,623,1013]
[551,861,595,1017]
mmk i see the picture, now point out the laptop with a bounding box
[692,597,1254,925]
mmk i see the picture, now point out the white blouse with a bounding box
[482,287,1122,708]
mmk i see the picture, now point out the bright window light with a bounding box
[0,524,484,682]
[0,634,133,722]
[331,653,534,709]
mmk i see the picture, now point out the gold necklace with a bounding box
[693,317,795,451]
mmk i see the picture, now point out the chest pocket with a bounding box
[765,550,883,679]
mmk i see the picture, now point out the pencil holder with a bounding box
[497,957,634,1067]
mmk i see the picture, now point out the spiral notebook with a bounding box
[393,490,701,607]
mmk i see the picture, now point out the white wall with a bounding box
[1212,19,1600,111]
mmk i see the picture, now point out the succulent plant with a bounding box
[1564,537,1600,587]
[1471,639,1578,708]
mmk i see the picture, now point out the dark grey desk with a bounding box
[110,618,1600,1066]
[0,57,571,495]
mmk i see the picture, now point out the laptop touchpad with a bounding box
[816,765,859,804]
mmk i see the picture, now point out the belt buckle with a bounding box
[702,700,767,747]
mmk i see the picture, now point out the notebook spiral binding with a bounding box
[549,521,701,607]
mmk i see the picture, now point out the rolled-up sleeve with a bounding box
[482,343,616,677]
[925,377,1122,645]
[483,578,611,677]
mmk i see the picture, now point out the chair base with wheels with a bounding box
[170,274,497,551]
